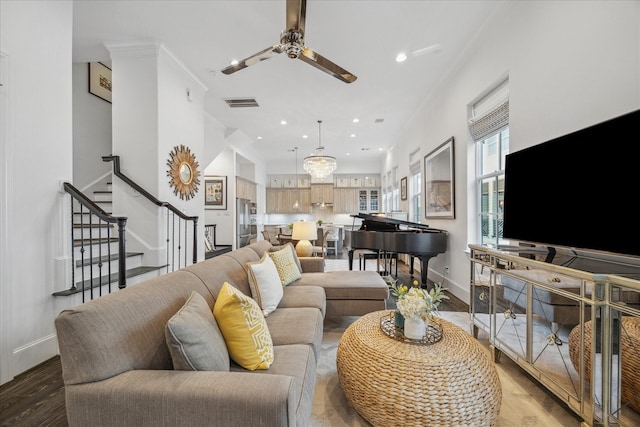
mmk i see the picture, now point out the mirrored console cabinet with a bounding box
[469,245,640,427]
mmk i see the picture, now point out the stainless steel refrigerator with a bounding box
[237,198,257,248]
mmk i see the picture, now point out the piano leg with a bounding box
[418,255,437,287]
[348,249,355,270]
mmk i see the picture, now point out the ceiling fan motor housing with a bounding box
[280,30,304,58]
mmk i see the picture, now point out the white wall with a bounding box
[107,42,207,264]
[72,62,112,190]
[384,1,640,303]
[204,148,234,246]
[0,0,74,385]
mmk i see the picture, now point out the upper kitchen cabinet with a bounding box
[236,176,257,202]
[310,184,334,205]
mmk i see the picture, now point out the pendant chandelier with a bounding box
[303,120,337,181]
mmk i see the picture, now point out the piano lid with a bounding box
[350,212,446,233]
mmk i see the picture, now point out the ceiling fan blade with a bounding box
[221,45,284,75]
[299,47,357,84]
[286,0,306,32]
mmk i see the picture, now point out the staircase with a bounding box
[53,181,166,300]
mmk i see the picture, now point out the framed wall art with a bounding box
[424,137,455,219]
[400,176,408,200]
[204,176,227,210]
[88,62,112,103]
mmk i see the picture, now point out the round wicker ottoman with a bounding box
[568,316,640,413]
[336,310,502,427]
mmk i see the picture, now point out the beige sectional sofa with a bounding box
[55,240,388,427]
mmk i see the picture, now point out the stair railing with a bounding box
[103,155,198,271]
[57,182,128,301]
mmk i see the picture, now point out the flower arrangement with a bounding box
[387,277,449,320]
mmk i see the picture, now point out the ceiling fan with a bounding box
[221,0,357,84]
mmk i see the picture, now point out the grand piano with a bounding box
[345,213,448,285]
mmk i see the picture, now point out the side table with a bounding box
[337,310,502,426]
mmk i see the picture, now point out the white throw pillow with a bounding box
[247,252,284,316]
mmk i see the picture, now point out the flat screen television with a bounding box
[502,108,640,258]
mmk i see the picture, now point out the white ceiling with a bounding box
[72,0,502,166]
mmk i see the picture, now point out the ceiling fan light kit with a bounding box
[221,0,356,84]
[304,120,337,182]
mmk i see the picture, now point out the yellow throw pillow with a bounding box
[268,246,302,286]
[269,242,302,273]
[213,282,274,370]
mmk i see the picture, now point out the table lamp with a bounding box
[292,220,317,257]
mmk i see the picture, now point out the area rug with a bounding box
[310,312,584,427]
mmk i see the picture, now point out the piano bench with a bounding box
[359,251,398,276]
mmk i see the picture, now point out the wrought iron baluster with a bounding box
[80,204,86,303]
[69,196,76,293]
[98,217,103,297]
[89,212,94,301]
[107,217,112,293]
[178,216,183,269]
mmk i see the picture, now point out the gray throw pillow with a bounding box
[165,291,230,371]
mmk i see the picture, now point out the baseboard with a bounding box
[11,333,59,380]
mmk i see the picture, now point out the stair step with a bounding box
[73,237,119,247]
[93,190,112,202]
[52,265,167,296]
[75,251,143,268]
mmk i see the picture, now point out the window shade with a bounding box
[469,79,509,141]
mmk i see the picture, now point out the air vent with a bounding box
[224,98,259,108]
[374,118,384,123]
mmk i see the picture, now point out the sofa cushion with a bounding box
[165,291,230,371]
[230,344,316,426]
[269,246,302,286]
[269,242,302,273]
[291,270,389,300]
[247,252,284,316]
[265,307,324,360]
[279,285,326,317]
[213,282,274,370]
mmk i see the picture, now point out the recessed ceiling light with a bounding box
[280,120,287,125]
[346,152,350,156]
[352,118,359,123]
[257,136,263,140]
[302,134,308,139]
[395,53,407,63]
[350,134,356,138]
[378,147,384,151]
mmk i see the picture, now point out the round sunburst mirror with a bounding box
[167,145,200,200]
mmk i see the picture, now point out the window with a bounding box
[391,166,399,211]
[410,163,421,223]
[470,79,509,247]
[477,129,509,247]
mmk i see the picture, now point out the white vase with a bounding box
[404,316,426,339]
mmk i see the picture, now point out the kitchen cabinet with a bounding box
[358,189,379,212]
[310,184,333,205]
[332,188,359,213]
[236,177,257,202]
[266,188,311,213]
